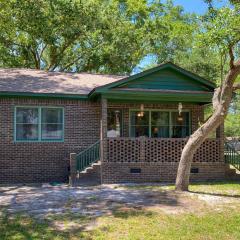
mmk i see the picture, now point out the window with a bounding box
[130,110,190,138]
[130,111,149,137]
[171,112,190,138]
[107,109,123,137]
[151,111,170,138]
[41,108,63,140]
[15,107,64,142]
[15,107,39,141]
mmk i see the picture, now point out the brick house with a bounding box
[0,62,230,184]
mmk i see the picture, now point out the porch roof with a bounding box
[0,63,215,103]
[90,62,215,103]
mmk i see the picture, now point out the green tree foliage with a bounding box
[0,0,145,73]
[225,114,240,137]
[225,95,240,137]
[0,0,194,74]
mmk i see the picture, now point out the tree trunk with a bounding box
[175,109,224,191]
[175,61,240,191]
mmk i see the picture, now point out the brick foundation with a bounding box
[101,162,227,184]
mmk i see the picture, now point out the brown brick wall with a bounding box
[0,97,101,183]
[0,98,225,184]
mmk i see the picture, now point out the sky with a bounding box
[169,0,229,14]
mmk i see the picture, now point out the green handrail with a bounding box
[76,140,100,172]
[225,142,240,171]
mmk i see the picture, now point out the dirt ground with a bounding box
[0,183,239,220]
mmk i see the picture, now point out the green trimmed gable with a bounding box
[115,68,212,91]
[90,63,215,104]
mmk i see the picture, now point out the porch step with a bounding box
[75,161,101,185]
[81,162,101,173]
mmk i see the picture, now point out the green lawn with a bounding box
[123,181,240,195]
[86,209,240,240]
[1,181,240,240]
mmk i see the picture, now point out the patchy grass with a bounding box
[122,181,240,196]
[1,209,240,240]
[189,181,240,196]
[120,183,174,191]
[1,181,240,240]
[0,212,90,240]
[83,208,240,240]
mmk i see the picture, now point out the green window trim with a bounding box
[14,106,64,142]
[129,109,191,138]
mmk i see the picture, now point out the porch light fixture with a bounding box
[137,104,145,117]
[177,102,183,122]
[177,115,183,122]
[178,102,183,116]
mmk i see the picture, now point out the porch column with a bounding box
[101,98,108,162]
[216,123,225,162]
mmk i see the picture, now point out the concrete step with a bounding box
[75,161,101,185]
[92,162,101,166]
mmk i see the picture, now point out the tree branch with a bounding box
[229,45,235,69]
[212,87,221,109]
[39,44,48,59]
[30,48,40,69]
[60,56,83,71]
[49,31,84,71]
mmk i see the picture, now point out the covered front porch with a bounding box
[70,63,227,184]
[99,100,225,183]
[96,63,226,183]
[103,101,224,157]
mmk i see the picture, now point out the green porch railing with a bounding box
[76,140,100,172]
[225,142,240,171]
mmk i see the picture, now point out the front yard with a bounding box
[1,182,240,240]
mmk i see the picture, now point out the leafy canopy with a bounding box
[0,0,193,74]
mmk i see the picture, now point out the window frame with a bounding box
[129,109,191,138]
[14,106,64,142]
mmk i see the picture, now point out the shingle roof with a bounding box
[0,68,126,95]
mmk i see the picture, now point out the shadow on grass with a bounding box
[112,208,155,219]
[189,180,240,186]
[0,211,89,240]
[189,190,240,199]
[0,208,157,239]
[188,180,240,198]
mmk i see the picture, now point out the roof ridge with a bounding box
[0,68,127,78]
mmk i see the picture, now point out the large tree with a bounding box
[0,0,194,74]
[175,3,240,191]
